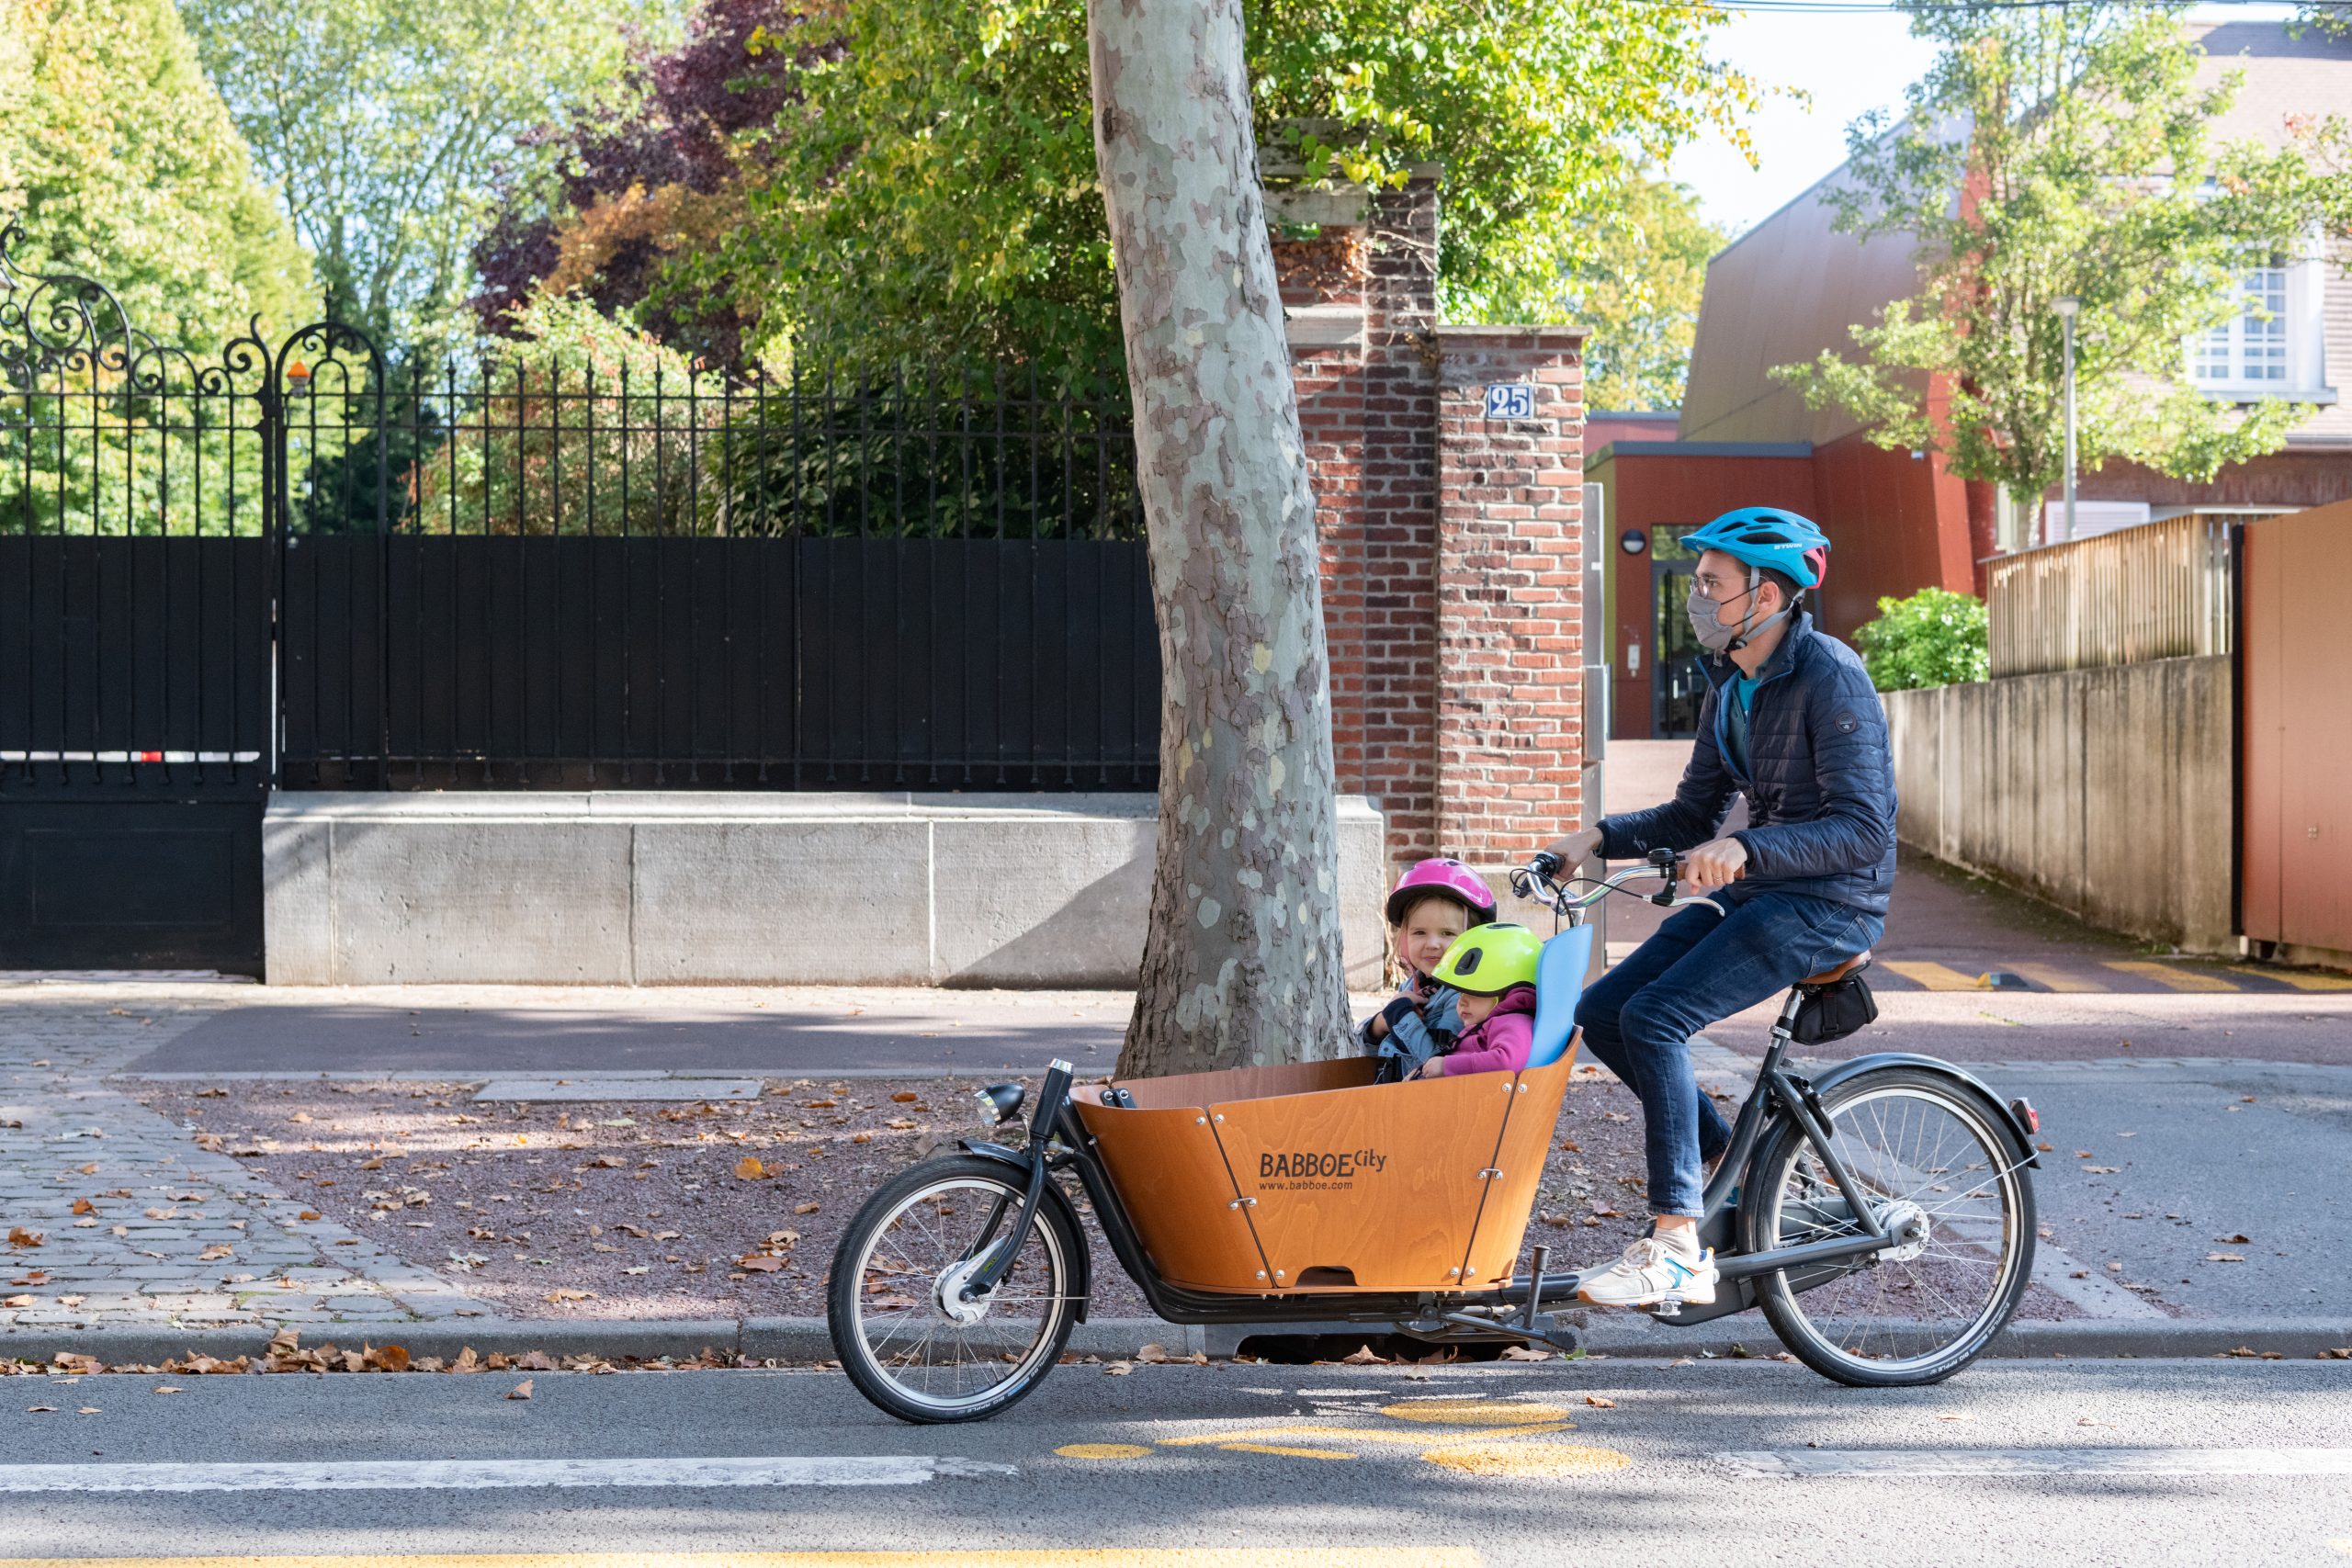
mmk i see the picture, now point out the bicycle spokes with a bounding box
[1762,1081,2030,1377]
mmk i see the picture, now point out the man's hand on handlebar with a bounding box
[1538,825,1602,874]
[1681,835,1749,893]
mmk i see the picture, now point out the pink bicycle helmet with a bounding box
[1385,857,1498,926]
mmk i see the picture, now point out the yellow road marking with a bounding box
[1419,1441,1633,1477]
[2103,961,2236,993]
[0,1555,1483,1568]
[1212,1442,1356,1461]
[1880,961,1988,991]
[2009,963,2109,993]
[1159,1422,1569,1449]
[1377,1398,1567,1426]
[1055,1443,1151,1460]
[2219,965,2352,992]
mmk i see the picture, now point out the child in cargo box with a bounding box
[1360,858,1497,1084]
[1408,923,1543,1079]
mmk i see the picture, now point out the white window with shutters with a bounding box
[2189,248,2330,400]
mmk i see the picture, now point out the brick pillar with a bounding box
[1272,175,1442,874]
[1431,326,1589,865]
[1356,179,1442,861]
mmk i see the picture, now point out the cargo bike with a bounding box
[826,852,2042,1423]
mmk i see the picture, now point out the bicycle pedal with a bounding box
[1647,1295,1686,1319]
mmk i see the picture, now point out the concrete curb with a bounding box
[7,1314,2348,1368]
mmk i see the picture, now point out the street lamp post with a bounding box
[2052,296,2079,544]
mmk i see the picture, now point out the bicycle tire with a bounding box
[1740,1066,2036,1387]
[827,1154,1081,1424]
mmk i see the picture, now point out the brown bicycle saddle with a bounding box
[1799,950,1872,987]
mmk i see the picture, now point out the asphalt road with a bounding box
[2,1359,2347,1564]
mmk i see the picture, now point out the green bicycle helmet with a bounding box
[1429,922,1544,996]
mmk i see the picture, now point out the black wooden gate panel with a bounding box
[277,535,1158,790]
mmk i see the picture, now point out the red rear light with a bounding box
[2011,1097,2040,1134]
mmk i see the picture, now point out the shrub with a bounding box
[1853,588,1988,690]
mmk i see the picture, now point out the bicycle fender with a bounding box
[955,1138,1092,1321]
[1802,1054,2041,1168]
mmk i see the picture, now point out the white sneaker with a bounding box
[1575,1233,1718,1311]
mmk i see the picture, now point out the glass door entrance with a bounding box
[1651,531,1704,737]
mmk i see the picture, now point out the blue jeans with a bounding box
[1573,886,1883,1219]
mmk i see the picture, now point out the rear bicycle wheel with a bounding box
[1741,1066,2035,1386]
[826,1155,1081,1424]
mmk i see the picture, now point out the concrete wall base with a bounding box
[265,793,1389,988]
[1883,656,2233,953]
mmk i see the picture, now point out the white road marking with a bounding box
[1722,1448,2352,1478]
[0,1455,1013,1493]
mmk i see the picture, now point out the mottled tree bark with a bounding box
[1088,0,1351,1077]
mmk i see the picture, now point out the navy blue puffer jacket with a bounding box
[1599,612,1896,916]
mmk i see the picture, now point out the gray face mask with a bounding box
[1687,579,1789,653]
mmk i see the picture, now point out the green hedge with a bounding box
[1853,588,1988,691]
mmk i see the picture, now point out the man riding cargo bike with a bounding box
[825,507,2042,1424]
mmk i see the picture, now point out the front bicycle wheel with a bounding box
[826,1154,1081,1424]
[1742,1066,2035,1386]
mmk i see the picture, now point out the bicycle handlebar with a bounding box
[1509,850,1730,921]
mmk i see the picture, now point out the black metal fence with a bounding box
[0,225,1159,795]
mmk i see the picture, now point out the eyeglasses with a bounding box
[1690,571,1755,601]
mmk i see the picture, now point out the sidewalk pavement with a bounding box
[3,977,2348,1364]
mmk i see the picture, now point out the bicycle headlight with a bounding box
[974,1081,1025,1126]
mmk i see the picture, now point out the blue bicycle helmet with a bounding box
[1679,507,1831,591]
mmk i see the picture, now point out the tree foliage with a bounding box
[1853,587,1988,691]
[1,0,314,538]
[181,0,673,351]
[1771,6,2346,503]
[1566,167,1725,411]
[0,0,312,352]
[473,0,838,362]
[506,0,1759,384]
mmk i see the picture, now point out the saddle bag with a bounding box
[1789,972,1878,1045]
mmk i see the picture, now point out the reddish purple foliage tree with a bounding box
[472,0,842,361]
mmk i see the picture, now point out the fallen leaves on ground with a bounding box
[733,1156,766,1181]
[794,1201,820,1215]
[2215,1233,2253,1245]
[6,1229,42,1248]
[198,1245,233,1261]
[1584,1393,1616,1407]
[890,1091,920,1103]
[1102,1360,1133,1376]
[2,1295,32,1309]
[2207,1253,2246,1263]
[506,1380,533,1400]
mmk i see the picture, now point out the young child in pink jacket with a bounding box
[1408,923,1542,1079]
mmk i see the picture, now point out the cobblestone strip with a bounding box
[1,997,499,1336]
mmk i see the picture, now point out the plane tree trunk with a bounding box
[1087,0,1351,1077]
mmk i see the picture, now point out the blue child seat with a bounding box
[1525,924,1593,1068]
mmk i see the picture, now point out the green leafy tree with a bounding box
[0,0,312,349]
[1,0,314,536]
[181,0,673,350]
[644,0,1759,384]
[1854,587,1988,691]
[1771,6,2344,508]
[1566,167,1725,411]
